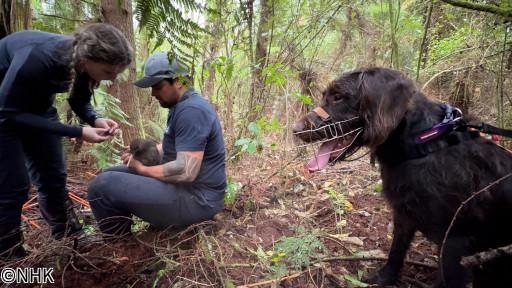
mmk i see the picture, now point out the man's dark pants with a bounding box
[87,166,224,236]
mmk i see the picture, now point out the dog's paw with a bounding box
[365,265,400,286]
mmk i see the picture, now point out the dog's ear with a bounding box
[359,68,414,149]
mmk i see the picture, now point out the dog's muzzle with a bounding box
[293,106,363,172]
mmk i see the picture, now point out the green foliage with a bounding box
[234,116,280,155]
[209,55,235,104]
[274,225,326,270]
[262,63,291,86]
[429,26,469,63]
[292,92,314,106]
[211,56,235,82]
[145,119,165,141]
[31,0,93,34]
[152,268,167,288]
[247,245,288,279]
[374,182,383,193]
[324,184,353,216]
[83,224,96,235]
[88,88,131,169]
[131,216,149,233]
[224,176,241,205]
[135,0,205,69]
[344,273,370,287]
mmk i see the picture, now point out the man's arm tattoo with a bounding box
[161,152,202,182]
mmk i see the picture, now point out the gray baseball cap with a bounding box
[134,52,189,88]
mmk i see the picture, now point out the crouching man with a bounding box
[87,52,226,236]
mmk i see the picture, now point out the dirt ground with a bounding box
[1,149,439,288]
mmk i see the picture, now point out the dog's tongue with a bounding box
[307,140,338,173]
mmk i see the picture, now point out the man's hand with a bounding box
[121,145,132,164]
[81,127,111,143]
[94,118,119,135]
[156,143,163,157]
[127,155,146,174]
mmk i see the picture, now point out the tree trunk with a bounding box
[388,0,401,69]
[0,0,31,39]
[202,0,222,105]
[449,71,472,115]
[250,0,272,121]
[101,0,141,144]
[0,0,13,39]
[416,0,434,81]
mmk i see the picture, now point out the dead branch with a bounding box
[440,0,512,18]
[402,276,431,288]
[40,13,87,22]
[237,268,317,288]
[460,243,512,268]
[313,256,437,269]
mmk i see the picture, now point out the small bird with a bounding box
[129,139,161,166]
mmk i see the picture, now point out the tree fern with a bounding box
[135,0,205,72]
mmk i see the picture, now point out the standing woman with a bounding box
[0,23,133,259]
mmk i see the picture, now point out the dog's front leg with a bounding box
[433,236,473,288]
[366,211,416,286]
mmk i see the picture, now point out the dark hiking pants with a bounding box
[0,107,80,255]
[87,166,224,236]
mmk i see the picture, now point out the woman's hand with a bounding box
[81,127,111,143]
[94,118,119,135]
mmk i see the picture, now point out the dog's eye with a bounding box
[332,95,344,103]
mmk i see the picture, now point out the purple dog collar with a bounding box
[415,122,455,144]
[415,104,461,144]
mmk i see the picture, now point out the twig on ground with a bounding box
[402,276,430,288]
[218,263,256,268]
[460,243,512,268]
[313,256,437,269]
[237,268,318,288]
[69,191,91,208]
[175,276,216,286]
[23,195,38,209]
[21,215,42,230]
[323,269,344,288]
[22,202,38,210]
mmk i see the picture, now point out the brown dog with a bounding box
[293,67,512,288]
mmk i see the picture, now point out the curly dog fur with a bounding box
[293,67,512,288]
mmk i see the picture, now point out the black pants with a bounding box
[0,108,77,254]
[87,166,224,236]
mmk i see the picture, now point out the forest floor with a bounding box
[2,148,439,288]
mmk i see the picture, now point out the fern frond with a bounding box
[135,0,205,75]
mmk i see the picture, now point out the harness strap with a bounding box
[467,123,512,139]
